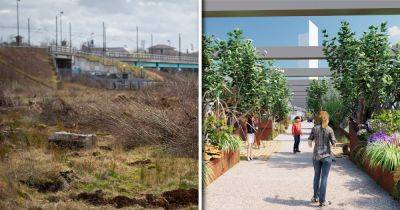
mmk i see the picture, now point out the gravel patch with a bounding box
[205,122,400,210]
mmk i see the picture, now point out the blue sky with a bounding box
[204,15,400,46]
[204,15,400,68]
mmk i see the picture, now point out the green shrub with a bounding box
[322,95,345,128]
[370,110,400,135]
[202,162,213,186]
[364,142,400,171]
[204,114,242,152]
[306,79,329,114]
[352,141,367,167]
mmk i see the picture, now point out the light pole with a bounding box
[16,0,20,45]
[59,11,63,45]
[55,16,58,46]
[179,33,181,59]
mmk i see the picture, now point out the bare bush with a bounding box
[39,73,198,158]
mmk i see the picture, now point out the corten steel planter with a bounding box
[257,120,273,141]
[380,168,395,194]
[234,119,273,148]
[363,160,395,194]
[347,118,395,195]
[207,150,240,184]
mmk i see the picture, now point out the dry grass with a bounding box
[0,48,198,209]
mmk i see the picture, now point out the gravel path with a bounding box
[205,122,400,210]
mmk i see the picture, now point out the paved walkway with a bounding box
[205,122,400,210]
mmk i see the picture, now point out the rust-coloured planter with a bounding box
[207,150,240,185]
[348,118,359,153]
[362,158,395,194]
[380,168,395,193]
[347,118,395,195]
[257,120,273,141]
[363,161,382,183]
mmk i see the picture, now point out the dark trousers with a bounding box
[313,157,332,203]
[293,135,300,151]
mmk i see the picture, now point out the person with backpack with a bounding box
[291,116,302,153]
[308,111,337,207]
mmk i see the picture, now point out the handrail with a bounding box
[48,44,198,63]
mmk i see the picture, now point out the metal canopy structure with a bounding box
[256,46,325,60]
[203,0,400,17]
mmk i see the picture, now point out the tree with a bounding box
[306,79,329,114]
[323,21,399,123]
[261,64,291,121]
[216,29,265,115]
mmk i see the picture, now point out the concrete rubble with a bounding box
[48,131,96,149]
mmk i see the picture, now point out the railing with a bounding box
[48,44,198,64]
[48,45,74,54]
[105,51,198,63]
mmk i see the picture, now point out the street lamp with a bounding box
[16,0,21,46]
[59,11,63,45]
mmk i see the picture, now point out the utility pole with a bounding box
[59,11,63,45]
[27,18,30,46]
[69,22,72,52]
[102,22,106,55]
[16,0,20,46]
[56,16,58,46]
[179,33,181,59]
[136,26,139,53]
[151,33,153,47]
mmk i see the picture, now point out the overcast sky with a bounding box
[0,0,199,52]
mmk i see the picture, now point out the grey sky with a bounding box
[0,0,199,52]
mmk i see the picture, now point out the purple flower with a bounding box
[368,131,391,143]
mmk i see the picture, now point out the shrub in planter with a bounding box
[204,114,242,152]
[352,142,367,167]
[364,142,400,172]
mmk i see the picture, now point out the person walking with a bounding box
[308,111,336,207]
[292,116,302,153]
[246,114,256,161]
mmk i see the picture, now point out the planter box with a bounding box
[257,120,273,141]
[347,118,395,194]
[206,150,240,185]
[234,119,273,148]
[363,160,395,194]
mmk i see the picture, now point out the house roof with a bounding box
[148,44,175,50]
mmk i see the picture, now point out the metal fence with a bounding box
[47,45,198,64]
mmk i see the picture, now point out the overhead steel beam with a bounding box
[257,46,325,60]
[203,0,400,17]
[283,68,331,77]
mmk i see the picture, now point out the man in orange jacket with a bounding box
[292,116,302,153]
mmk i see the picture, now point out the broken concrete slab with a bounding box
[48,131,96,149]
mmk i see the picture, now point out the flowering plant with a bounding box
[368,131,400,146]
[368,131,391,143]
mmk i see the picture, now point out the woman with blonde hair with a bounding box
[308,111,336,207]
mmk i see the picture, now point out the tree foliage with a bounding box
[323,22,400,123]
[306,79,329,114]
[261,65,292,121]
[202,29,291,121]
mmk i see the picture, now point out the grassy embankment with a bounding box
[0,48,198,209]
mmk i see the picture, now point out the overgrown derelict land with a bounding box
[0,47,198,209]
